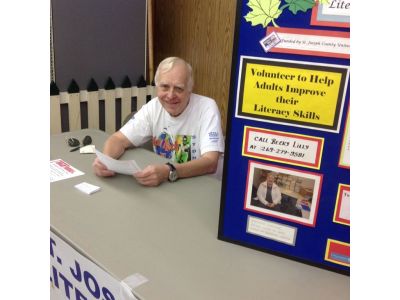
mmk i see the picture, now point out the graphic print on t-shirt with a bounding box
[175,135,192,163]
[153,131,196,163]
[153,131,174,159]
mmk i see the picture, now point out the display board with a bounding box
[219,0,350,274]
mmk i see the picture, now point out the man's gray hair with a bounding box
[154,57,194,92]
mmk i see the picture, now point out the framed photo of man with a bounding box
[244,161,323,227]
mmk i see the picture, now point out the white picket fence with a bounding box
[50,85,156,134]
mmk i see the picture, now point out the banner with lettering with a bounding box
[50,231,138,300]
[219,0,350,274]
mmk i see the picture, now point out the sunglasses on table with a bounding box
[66,135,92,152]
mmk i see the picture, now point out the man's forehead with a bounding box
[160,64,188,79]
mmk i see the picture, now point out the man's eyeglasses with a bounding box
[67,135,92,152]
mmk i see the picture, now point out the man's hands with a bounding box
[133,164,170,187]
[92,158,116,177]
[93,158,169,187]
[93,134,220,186]
[266,202,276,208]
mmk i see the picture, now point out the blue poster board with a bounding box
[219,0,350,274]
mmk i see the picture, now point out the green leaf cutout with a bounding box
[244,0,283,28]
[284,0,315,14]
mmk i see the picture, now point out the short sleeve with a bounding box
[199,100,225,155]
[119,103,153,146]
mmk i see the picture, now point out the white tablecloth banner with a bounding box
[50,231,137,300]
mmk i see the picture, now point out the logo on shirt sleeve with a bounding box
[208,131,220,142]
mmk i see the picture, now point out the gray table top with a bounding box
[51,129,349,300]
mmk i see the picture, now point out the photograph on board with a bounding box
[244,161,323,227]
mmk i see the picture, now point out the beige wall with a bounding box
[153,0,237,134]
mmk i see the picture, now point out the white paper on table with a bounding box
[74,182,101,195]
[80,144,96,154]
[95,149,141,175]
[50,159,84,183]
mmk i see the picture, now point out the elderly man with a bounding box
[93,57,224,186]
[256,172,282,211]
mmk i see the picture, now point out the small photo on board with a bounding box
[244,160,323,227]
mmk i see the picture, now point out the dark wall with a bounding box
[51,0,147,91]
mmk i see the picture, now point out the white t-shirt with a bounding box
[120,93,225,164]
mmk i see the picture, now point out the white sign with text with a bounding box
[247,216,297,246]
[50,232,138,300]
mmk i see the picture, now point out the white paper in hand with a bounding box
[95,149,141,175]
